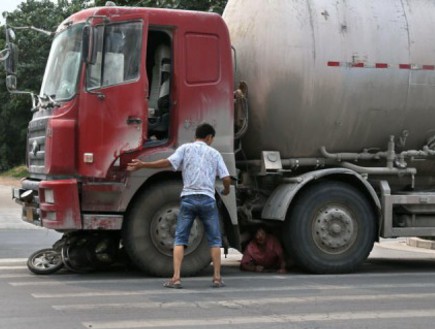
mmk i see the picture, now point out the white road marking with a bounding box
[0,266,26,270]
[31,282,435,299]
[8,270,435,286]
[0,258,27,264]
[53,292,435,311]
[82,309,435,328]
[0,274,29,279]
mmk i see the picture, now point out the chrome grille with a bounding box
[27,117,48,175]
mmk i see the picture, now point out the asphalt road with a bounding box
[2,252,435,329]
[0,184,61,258]
[2,183,435,329]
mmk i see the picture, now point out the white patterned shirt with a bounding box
[168,141,230,199]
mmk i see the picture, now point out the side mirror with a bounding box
[7,28,16,42]
[4,42,18,76]
[82,25,97,64]
[5,75,17,91]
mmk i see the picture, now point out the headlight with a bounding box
[44,189,54,203]
[45,211,56,221]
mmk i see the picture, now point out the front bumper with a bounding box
[13,179,42,226]
[13,179,82,230]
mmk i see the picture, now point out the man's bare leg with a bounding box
[172,245,184,282]
[210,247,222,282]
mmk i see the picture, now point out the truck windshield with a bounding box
[40,24,83,101]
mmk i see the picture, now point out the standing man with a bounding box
[127,123,231,288]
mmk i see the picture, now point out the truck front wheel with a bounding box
[122,181,210,277]
[284,181,376,273]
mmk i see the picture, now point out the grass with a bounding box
[0,165,28,178]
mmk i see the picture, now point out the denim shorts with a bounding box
[174,194,222,247]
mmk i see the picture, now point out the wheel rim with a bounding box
[312,204,358,254]
[150,204,204,257]
[32,250,62,270]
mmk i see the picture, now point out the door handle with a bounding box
[126,116,142,125]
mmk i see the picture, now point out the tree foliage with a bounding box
[0,0,84,171]
[0,0,227,172]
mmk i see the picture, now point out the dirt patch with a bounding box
[0,177,21,187]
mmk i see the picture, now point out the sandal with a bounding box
[212,277,225,288]
[163,279,182,289]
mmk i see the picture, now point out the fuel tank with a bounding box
[223,0,435,159]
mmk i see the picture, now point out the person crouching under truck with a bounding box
[240,227,287,273]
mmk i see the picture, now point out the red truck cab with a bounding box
[13,5,237,276]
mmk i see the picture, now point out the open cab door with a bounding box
[79,13,149,178]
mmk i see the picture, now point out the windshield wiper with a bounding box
[40,93,59,108]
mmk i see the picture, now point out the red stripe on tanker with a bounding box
[328,61,435,70]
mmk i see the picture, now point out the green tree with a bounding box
[0,0,91,171]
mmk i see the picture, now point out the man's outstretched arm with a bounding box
[127,158,172,171]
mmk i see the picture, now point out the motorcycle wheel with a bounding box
[27,248,64,275]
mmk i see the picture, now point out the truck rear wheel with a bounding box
[284,181,376,273]
[122,181,210,277]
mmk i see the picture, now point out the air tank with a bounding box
[223,0,435,160]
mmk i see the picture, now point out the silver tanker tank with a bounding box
[223,0,435,160]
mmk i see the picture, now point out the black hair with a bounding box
[195,123,216,139]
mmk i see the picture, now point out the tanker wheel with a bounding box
[27,248,63,275]
[122,180,210,277]
[284,181,376,274]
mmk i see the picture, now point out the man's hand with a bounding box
[127,159,144,172]
[221,187,230,196]
[255,265,264,272]
[221,176,231,195]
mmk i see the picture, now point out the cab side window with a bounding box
[146,31,172,141]
[87,22,143,90]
